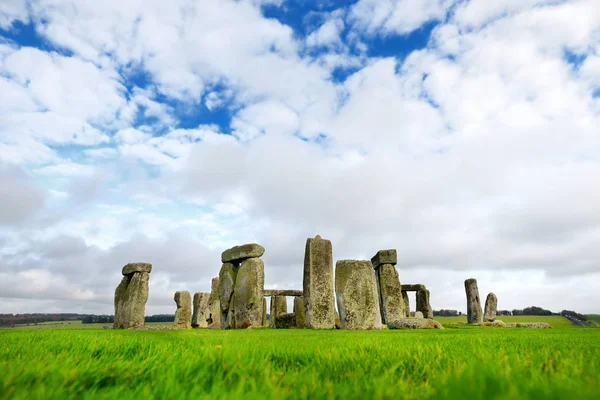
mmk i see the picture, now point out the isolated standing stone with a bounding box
[221,243,265,263]
[207,277,221,328]
[293,296,305,328]
[464,278,483,324]
[484,292,498,322]
[335,260,382,330]
[219,263,238,329]
[376,263,405,323]
[402,291,410,318]
[232,257,264,329]
[114,263,151,329]
[270,295,287,328]
[416,289,433,319]
[192,292,210,328]
[303,235,336,329]
[173,291,192,329]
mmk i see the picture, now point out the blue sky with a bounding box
[1,0,600,315]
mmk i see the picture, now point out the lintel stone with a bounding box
[221,243,265,263]
[371,249,397,269]
[122,262,152,276]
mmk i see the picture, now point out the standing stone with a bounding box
[293,296,306,328]
[174,291,192,329]
[232,257,264,329]
[270,296,288,328]
[219,263,238,329]
[207,277,221,328]
[484,292,498,322]
[401,291,410,318]
[262,298,268,326]
[114,262,151,329]
[376,262,405,323]
[416,289,433,319]
[335,260,382,330]
[192,292,210,328]
[464,278,483,324]
[303,235,336,329]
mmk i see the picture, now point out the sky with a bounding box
[1,0,599,316]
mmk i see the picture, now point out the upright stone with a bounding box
[464,278,483,324]
[335,260,382,330]
[270,296,287,328]
[401,291,410,318]
[232,257,264,329]
[114,262,151,329]
[192,292,210,328]
[484,292,498,322]
[416,289,433,319]
[173,291,192,329]
[262,297,268,326]
[303,235,335,329]
[219,263,238,329]
[293,296,306,328]
[373,250,405,324]
[207,277,221,328]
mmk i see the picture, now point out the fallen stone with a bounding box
[270,295,287,328]
[219,263,238,329]
[388,318,444,330]
[114,264,151,329]
[371,249,397,269]
[335,260,382,330]
[515,322,552,328]
[122,262,152,276]
[414,311,424,319]
[232,257,264,329]
[377,263,405,324]
[416,289,433,319]
[192,292,210,328]
[173,291,192,329]
[484,293,498,322]
[303,235,336,329]
[293,296,305,328]
[464,278,483,324]
[274,313,297,329]
[402,291,410,318]
[221,243,265,263]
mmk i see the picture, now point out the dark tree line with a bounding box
[433,310,461,316]
[511,306,555,316]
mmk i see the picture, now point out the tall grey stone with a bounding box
[416,289,433,319]
[207,277,221,328]
[114,262,151,329]
[262,297,268,326]
[484,292,498,322]
[376,262,405,324]
[219,263,238,329]
[303,235,335,329]
[402,291,410,318]
[270,295,287,328]
[335,260,382,330]
[465,278,483,324]
[293,296,305,328]
[192,292,210,328]
[232,257,264,329]
[174,291,192,329]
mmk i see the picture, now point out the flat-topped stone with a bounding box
[371,249,397,269]
[122,262,152,276]
[264,289,303,297]
[221,243,265,263]
[401,284,425,291]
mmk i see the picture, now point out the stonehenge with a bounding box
[401,291,410,318]
[114,262,151,329]
[207,277,221,328]
[192,292,210,328]
[388,318,444,330]
[293,296,305,328]
[335,260,382,330]
[416,289,433,319]
[372,250,405,324]
[269,295,287,328]
[464,278,483,324]
[173,291,192,329]
[303,235,336,329]
[484,293,498,322]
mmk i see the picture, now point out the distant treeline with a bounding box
[0,313,176,326]
[433,306,578,318]
[81,314,175,324]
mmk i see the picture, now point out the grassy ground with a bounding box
[586,315,600,324]
[1,325,599,400]
[436,315,574,328]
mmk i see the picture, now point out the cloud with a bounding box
[0,0,28,29]
[0,165,46,226]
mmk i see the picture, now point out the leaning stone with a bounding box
[371,249,397,269]
[402,291,410,318]
[221,243,265,263]
[274,313,297,329]
[484,293,498,322]
[303,235,336,329]
[335,260,382,330]
[192,292,210,328]
[414,311,424,319]
[293,296,305,328]
[388,318,444,330]
[416,289,433,319]
[270,295,287,328]
[122,262,152,276]
[232,257,264,329]
[464,278,483,324]
[377,263,405,323]
[114,265,150,329]
[173,291,192,329]
[207,277,221,328]
[219,263,238,329]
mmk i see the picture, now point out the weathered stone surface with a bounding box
[274,313,296,329]
[192,292,210,328]
[376,263,405,324]
[484,292,498,322]
[207,277,221,328]
[484,320,506,327]
[264,289,303,297]
[335,260,382,330]
[270,295,287,328]
[122,262,152,276]
[371,249,397,269]
[219,263,237,329]
[114,266,150,329]
[414,311,424,319]
[262,298,268,326]
[335,313,341,329]
[513,322,551,328]
[402,291,410,318]
[293,296,305,328]
[303,235,336,329]
[416,289,433,319]
[173,291,192,329]
[221,243,265,263]
[464,278,483,324]
[401,284,426,291]
[388,318,444,330]
[232,257,264,329]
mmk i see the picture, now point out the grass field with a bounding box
[1,324,599,400]
[435,315,574,328]
[587,314,600,324]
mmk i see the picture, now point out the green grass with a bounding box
[1,326,599,400]
[586,315,600,324]
[436,315,574,328]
